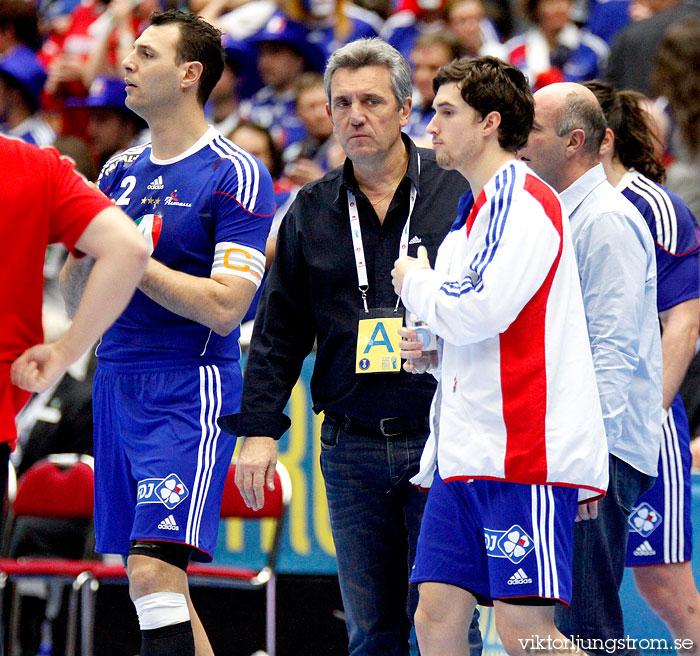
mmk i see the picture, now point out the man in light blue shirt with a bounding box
[519,82,662,655]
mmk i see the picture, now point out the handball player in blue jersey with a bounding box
[60,10,275,656]
[586,80,700,651]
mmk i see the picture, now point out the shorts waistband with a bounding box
[324,412,429,439]
[96,357,239,373]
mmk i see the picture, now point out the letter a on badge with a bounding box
[363,321,394,354]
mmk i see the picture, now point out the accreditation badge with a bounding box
[355,308,404,374]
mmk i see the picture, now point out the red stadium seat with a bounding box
[0,454,97,656]
[70,458,292,656]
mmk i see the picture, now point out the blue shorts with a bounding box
[411,473,578,605]
[626,394,693,566]
[93,360,240,562]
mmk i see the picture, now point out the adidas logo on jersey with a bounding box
[507,568,532,585]
[147,176,164,190]
[633,540,656,557]
[409,235,422,245]
[158,514,179,531]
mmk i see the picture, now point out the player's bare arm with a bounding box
[60,254,95,318]
[138,259,257,336]
[659,298,699,409]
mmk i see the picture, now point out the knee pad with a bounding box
[134,591,190,631]
[129,540,193,572]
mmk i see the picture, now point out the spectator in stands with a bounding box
[42,0,156,138]
[43,0,114,99]
[446,0,505,57]
[37,0,83,37]
[282,0,383,56]
[0,0,54,145]
[583,0,631,46]
[66,76,146,168]
[0,0,40,54]
[0,46,54,146]
[653,17,700,220]
[238,13,325,149]
[381,0,450,60]
[229,121,295,327]
[606,0,700,96]
[505,0,609,89]
[284,72,337,186]
[201,0,381,58]
[404,31,461,144]
[382,0,501,60]
[53,135,100,181]
[207,51,243,137]
[81,0,160,91]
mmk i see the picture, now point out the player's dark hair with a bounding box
[584,80,665,184]
[433,56,534,152]
[150,10,224,107]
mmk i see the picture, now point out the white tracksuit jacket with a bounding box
[402,160,609,501]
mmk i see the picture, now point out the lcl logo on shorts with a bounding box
[484,525,535,564]
[137,474,189,510]
[628,502,662,537]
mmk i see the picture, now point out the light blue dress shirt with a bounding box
[560,164,662,476]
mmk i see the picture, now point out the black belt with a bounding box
[324,412,429,438]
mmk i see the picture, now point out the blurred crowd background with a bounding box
[2,0,698,197]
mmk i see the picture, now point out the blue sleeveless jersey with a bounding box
[96,126,275,365]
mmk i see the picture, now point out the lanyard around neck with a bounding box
[347,154,420,313]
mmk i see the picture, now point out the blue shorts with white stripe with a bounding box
[626,393,693,567]
[93,359,240,562]
[411,472,579,604]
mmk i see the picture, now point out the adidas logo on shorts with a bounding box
[158,514,179,531]
[633,540,656,557]
[507,568,532,585]
[147,176,164,190]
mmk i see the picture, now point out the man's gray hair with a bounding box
[555,91,607,156]
[324,38,412,110]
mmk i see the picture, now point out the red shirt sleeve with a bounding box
[45,147,114,253]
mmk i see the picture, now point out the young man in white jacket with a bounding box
[391,56,608,656]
